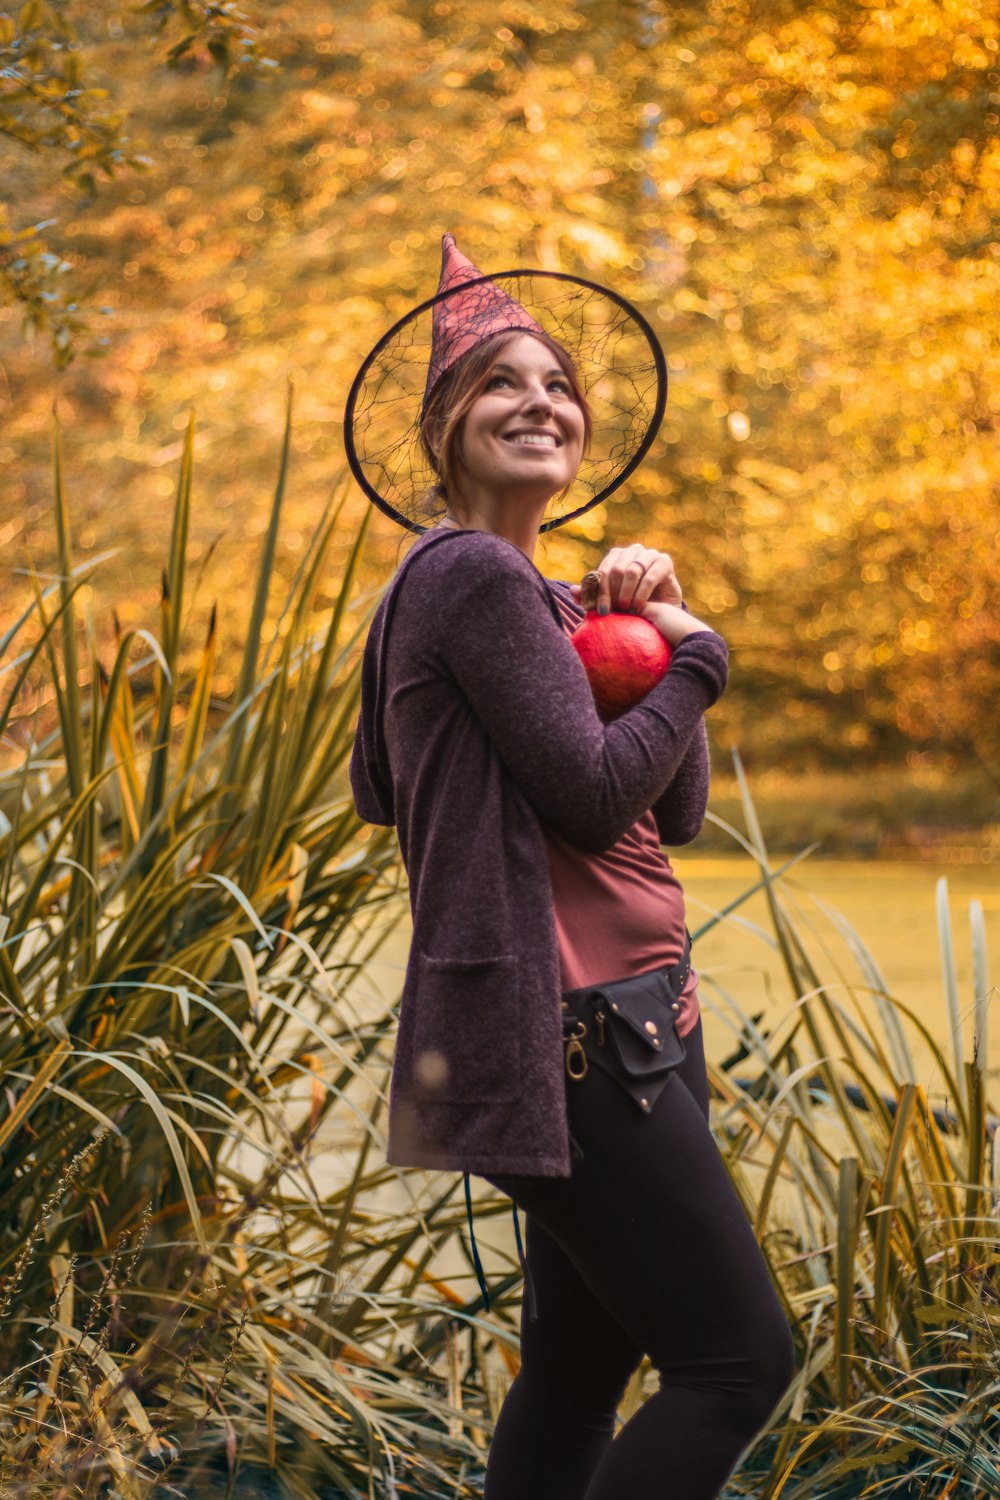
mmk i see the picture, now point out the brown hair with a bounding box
[418,330,591,523]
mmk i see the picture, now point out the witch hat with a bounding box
[345,233,667,534]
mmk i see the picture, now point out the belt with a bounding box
[558,933,691,1115]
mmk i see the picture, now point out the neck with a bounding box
[437,492,549,562]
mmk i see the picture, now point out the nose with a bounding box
[520,379,555,418]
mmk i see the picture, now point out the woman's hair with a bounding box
[418,330,591,524]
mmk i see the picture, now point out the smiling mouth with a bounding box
[502,432,560,449]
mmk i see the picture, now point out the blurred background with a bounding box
[2,0,999,855]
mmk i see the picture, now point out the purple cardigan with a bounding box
[349,529,729,1177]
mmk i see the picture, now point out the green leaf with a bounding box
[936,876,968,1128]
[835,1155,859,1410]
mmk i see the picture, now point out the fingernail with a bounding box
[598,601,609,616]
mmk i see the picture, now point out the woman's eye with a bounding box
[486,374,510,389]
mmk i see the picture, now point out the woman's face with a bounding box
[454,334,586,510]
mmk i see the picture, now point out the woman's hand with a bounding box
[638,599,713,647]
[569,544,683,616]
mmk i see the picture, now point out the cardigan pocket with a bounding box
[413,951,520,1104]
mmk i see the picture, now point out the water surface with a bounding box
[681,854,999,1094]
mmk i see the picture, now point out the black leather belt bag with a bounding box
[560,935,691,1115]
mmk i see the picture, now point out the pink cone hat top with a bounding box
[424,233,544,403]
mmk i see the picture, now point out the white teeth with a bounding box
[505,433,557,448]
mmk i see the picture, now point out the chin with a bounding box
[496,456,574,487]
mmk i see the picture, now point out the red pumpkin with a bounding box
[571,611,672,720]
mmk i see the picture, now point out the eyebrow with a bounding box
[492,363,567,378]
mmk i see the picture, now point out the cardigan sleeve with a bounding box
[410,533,728,854]
[650,720,711,846]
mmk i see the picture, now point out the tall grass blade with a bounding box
[872,1082,918,1332]
[836,1156,860,1409]
[0,1039,70,1153]
[970,898,990,1077]
[139,417,195,845]
[164,411,195,666]
[962,1060,985,1251]
[221,381,294,807]
[50,415,83,796]
[936,875,968,1125]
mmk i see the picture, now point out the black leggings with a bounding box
[484,1018,796,1500]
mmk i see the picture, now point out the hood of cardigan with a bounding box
[350,581,398,828]
[349,530,574,832]
[350,532,465,829]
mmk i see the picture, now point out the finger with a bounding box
[612,547,682,609]
[631,557,677,611]
[597,545,654,610]
[595,546,661,613]
[644,552,680,605]
[587,558,615,615]
[615,557,650,613]
[594,547,630,613]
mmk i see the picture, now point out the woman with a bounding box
[347,236,795,1500]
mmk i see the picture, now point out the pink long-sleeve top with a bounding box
[543,590,701,1037]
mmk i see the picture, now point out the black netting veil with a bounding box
[344,270,667,533]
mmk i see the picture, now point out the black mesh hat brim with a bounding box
[344,269,667,534]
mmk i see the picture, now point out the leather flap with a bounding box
[592,969,677,1054]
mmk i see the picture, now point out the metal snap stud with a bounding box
[640,1097,649,1110]
[671,1002,680,1013]
[644,1020,658,1035]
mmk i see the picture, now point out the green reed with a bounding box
[0,409,995,1497]
[0,403,485,1496]
[699,756,998,1500]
